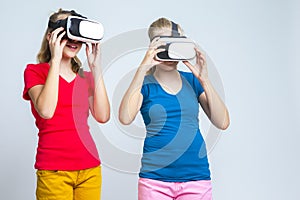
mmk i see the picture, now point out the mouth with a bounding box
[164,61,178,66]
[66,43,80,50]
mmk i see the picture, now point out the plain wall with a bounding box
[0,0,299,199]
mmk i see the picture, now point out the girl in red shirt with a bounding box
[23,9,110,200]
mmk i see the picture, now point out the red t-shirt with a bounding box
[23,63,100,170]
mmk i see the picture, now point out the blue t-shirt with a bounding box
[139,71,211,182]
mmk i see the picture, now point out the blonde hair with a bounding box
[147,17,184,75]
[37,9,83,76]
[148,17,184,41]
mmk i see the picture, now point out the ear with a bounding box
[46,32,51,41]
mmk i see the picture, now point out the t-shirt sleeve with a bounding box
[181,71,204,98]
[140,76,150,99]
[22,64,47,100]
[192,73,204,98]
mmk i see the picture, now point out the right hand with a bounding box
[48,27,67,63]
[139,37,166,71]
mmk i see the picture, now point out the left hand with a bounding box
[86,43,101,71]
[183,48,208,82]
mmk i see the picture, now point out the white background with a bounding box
[0,0,299,199]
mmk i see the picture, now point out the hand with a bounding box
[86,43,101,71]
[183,48,209,82]
[139,37,165,71]
[48,27,67,63]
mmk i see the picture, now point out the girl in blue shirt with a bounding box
[119,17,230,200]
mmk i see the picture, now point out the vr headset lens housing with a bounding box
[155,21,196,61]
[67,16,104,43]
[156,37,196,61]
[48,15,104,43]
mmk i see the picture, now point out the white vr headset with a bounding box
[155,22,196,61]
[48,11,104,43]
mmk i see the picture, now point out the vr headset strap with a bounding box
[70,10,87,19]
[48,19,67,29]
[48,10,86,29]
[171,21,180,37]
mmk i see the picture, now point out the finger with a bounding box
[52,27,64,34]
[150,36,160,44]
[150,40,166,49]
[56,31,66,41]
[50,29,64,45]
[182,60,194,69]
[194,46,201,52]
[183,61,199,77]
[91,43,96,54]
[95,43,100,53]
[196,51,206,66]
[85,43,90,56]
[60,39,68,48]
[195,48,206,59]
[154,48,166,54]
[96,43,101,56]
[51,27,64,38]
[194,47,205,58]
[153,56,163,64]
[149,37,165,48]
[199,52,206,61]
[196,52,202,66]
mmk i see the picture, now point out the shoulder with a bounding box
[179,70,193,77]
[179,70,204,95]
[141,75,157,97]
[143,74,155,84]
[23,63,50,100]
[82,71,91,79]
[178,70,195,82]
[24,63,50,74]
[25,63,49,70]
[142,74,158,89]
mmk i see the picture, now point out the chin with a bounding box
[158,62,178,71]
[62,45,82,59]
[62,51,78,59]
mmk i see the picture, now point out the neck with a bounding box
[154,65,179,82]
[59,57,74,75]
[154,64,182,94]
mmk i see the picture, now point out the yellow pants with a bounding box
[36,166,101,200]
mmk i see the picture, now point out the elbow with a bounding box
[92,105,111,123]
[34,100,56,119]
[119,119,132,125]
[118,113,133,125]
[219,112,230,130]
[98,116,110,123]
[219,120,230,130]
[118,106,133,125]
[212,110,230,130]
[94,113,110,123]
[38,109,55,119]
[214,120,230,130]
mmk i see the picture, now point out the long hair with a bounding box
[146,17,184,75]
[36,9,83,76]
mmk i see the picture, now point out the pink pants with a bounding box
[138,178,212,200]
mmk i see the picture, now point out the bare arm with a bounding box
[198,80,230,130]
[183,48,230,130]
[86,43,110,123]
[118,67,147,125]
[28,28,67,119]
[119,38,165,125]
